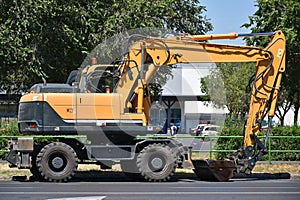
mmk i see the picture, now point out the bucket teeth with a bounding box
[192,159,236,182]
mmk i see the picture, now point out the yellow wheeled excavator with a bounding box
[6,30,285,182]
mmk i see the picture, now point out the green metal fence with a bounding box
[1,135,300,163]
[136,135,300,163]
[192,135,300,163]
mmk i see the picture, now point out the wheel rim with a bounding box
[149,154,166,173]
[151,157,163,169]
[52,157,64,169]
[47,152,68,174]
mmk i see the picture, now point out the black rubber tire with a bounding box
[137,143,177,182]
[36,142,78,182]
[30,157,44,181]
[30,145,44,181]
[30,166,44,181]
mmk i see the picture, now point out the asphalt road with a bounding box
[0,172,299,200]
[1,136,298,200]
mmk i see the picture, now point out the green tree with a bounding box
[201,63,255,120]
[0,0,212,94]
[0,0,110,93]
[275,88,293,126]
[243,0,300,126]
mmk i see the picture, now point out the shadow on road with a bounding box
[11,171,292,182]
[233,172,291,181]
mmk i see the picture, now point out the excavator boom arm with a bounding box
[114,30,285,178]
[117,31,285,142]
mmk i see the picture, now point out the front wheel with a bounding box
[36,142,78,182]
[137,143,177,182]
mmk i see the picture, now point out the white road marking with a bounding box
[0,191,299,195]
[171,186,300,189]
[47,196,106,200]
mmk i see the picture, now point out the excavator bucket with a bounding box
[192,159,236,182]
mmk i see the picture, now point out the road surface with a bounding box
[0,172,299,200]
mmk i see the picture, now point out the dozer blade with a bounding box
[192,159,236,182]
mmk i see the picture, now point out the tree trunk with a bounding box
[294,104,300,126]
[275,101,292,126]
[280,117,284,126]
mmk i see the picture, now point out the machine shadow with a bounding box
[232,172,291,181]
[13,171,291,183]
[71,171,200,182]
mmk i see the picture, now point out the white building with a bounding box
[157,62,299,133]
[158,63,228,133]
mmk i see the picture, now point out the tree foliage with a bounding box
[0,0,212,94]
[201,63,255,120]
[243,0,300,125]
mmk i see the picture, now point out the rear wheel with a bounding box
[137,143,177,182]
[30,145,44,181]
[36,142,78,182]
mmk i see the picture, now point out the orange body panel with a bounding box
[76,93,121,120]
[45,93,76,120]
[20,93,122,121]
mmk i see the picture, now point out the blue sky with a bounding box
[201,0,257,45]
